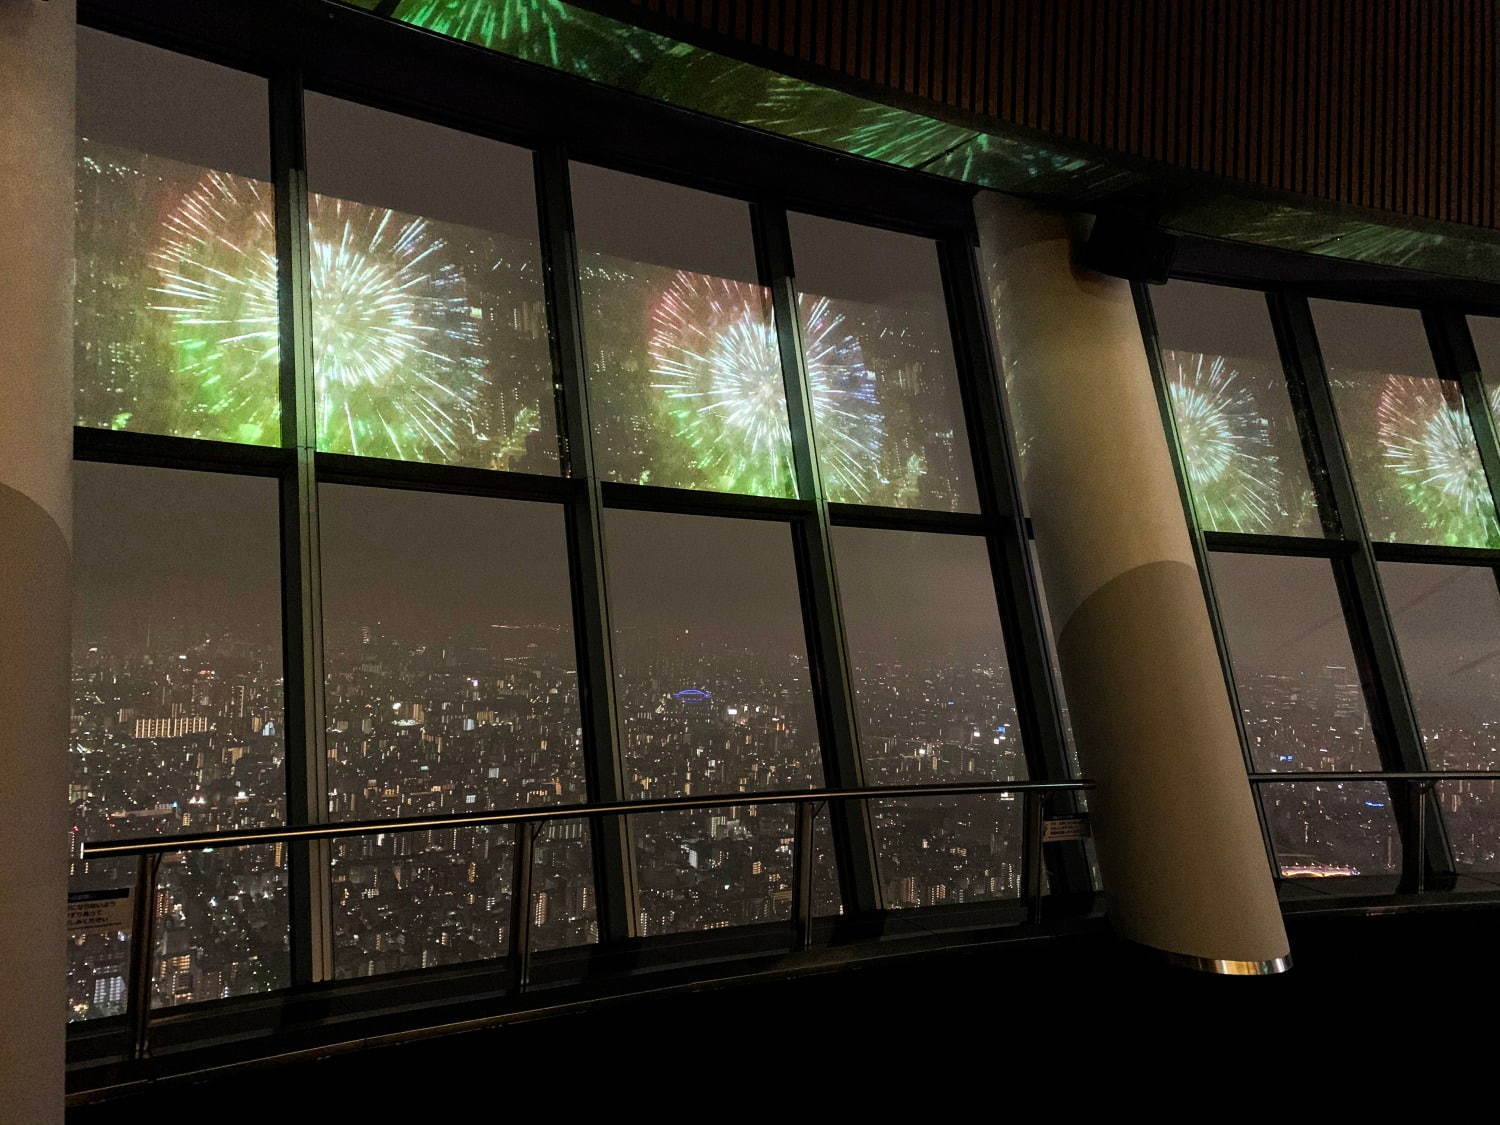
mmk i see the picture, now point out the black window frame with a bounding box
[67,0,1086,1057]
[1139,272,1500,894]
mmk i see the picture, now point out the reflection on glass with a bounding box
[75,28,278,444]
[1153,282,1322,536]
[71,463,287,1010]
[572,163,795,497]
[789,213,979,511]
[305,95,557,471]
[1209,551,1381,773]
[1314,300,1500,547]
[604,510,830,933]
[1259,781,1400,878]
[833,526,1027,906]
[1468,314,1500,438]
[1381,562,1500,870]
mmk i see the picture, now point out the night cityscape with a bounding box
[53,12,1500,1045]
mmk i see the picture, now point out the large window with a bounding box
[833,527,1028,906]
[1153,282,1500,886]
[68,26,1073,1025]
[604,509,826,933]
[69,462,288,1016]
[303,96,559,472]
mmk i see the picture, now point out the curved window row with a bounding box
[1150,280,1500,883]
[66,26,1078,1023]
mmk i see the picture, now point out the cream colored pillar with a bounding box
[975,194,1288,971]
[0,1,75,1118]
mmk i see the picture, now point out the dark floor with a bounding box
[67,901,1500,1116]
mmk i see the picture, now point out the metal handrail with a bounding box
[80,779,1094,859]
[1247,770,1500,784]
[83,778,1094,1063]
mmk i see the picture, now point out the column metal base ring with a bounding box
[1159,950,1292,976]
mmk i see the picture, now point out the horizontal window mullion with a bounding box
[598,479,815,521]
[73,426,290,476]
[313,451,578,504]
[1370,540,1500,566]
[1201,529,1357,557]
[826,502,989,535]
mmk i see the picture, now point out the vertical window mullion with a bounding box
[270,67,334,985]
[533,147,639,943]
[753,203,882,917]
[1269,291,1457,882]
[1135,282,1280,875]
[1423,308,1500,873]
[943,228,1091,896]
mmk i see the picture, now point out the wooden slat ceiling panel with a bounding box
[622,0,1499,230]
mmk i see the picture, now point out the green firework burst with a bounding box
[152,173,492,461]
[647,272,883,499]
[1377,374,1500,547]
[1166,350,1282,533]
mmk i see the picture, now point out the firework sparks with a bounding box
[646,273,882,498]
[1376,373,1500,546]
[150,171,282,443]
[152,172,488,460]
[1166,350,1282,533]
[308,197,481,460]
[393,0,645,78]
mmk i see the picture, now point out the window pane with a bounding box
[1380,562,1500,766]
[1380,562,1500,871]
[1153,282,1322,536]
[572,164,795,497]
[71,463,287,1010]
[319,486,585,816]
[318,485,593,969]
[151,845,288,1007]
[789,213,979,512]
[1208,551,1381,772]
[833,526,1027,907]
[304,95,557,471]
[604,510,829,933]
[1259,781,1400,878]
[1440,780,1500,874]
[1313,300,1500,547]
[76,29,278,444]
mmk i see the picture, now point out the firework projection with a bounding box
[646,272,883,499]
[1164,349,1284,534]
[390,0,648,80]
[149,170,544,466]
[140,170,281,444]
[1373,374,1500,547]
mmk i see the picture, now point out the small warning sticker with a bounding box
[1042,815,1091,843]
[67,887,133,935]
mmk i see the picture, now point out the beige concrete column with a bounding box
[975,194,1288,971]
[0,1,76,1119]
